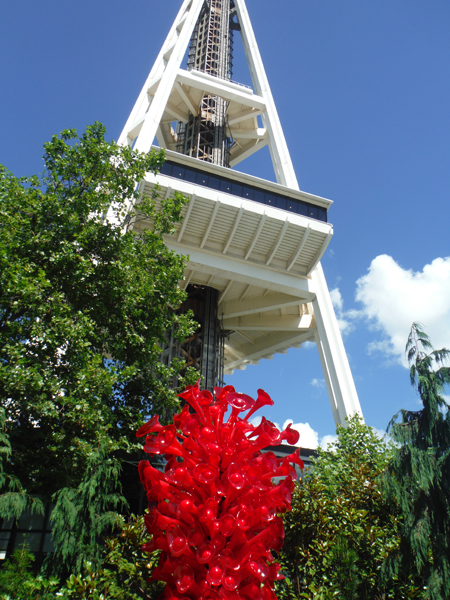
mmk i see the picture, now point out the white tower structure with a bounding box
[117,0,363,426]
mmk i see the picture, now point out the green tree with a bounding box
[0,516,160,599]
[0,543,59,599]
[0,407,44,521]
[278,415,420,600]
[383,323,450,600]
[0,123,196,570]
[60,514,162,600]
[50,441,126,574]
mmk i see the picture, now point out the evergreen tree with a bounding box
[50,440,126,574]
[383,323,450,600]
[0,408,44,521]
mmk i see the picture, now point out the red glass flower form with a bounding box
[138,383,304,600]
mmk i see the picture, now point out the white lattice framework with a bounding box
[115,0,363,425]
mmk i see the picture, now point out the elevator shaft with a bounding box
[177,0,234,167]
[175,1,236,390]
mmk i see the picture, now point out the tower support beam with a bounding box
[234,0,298,188]
[118,0,205,151]
[311,264,362,421]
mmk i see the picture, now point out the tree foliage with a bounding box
[0,543,59,599]
[50,441,126,575]
[0,123,196,569]
[60,514,162,600]
[0,515,160,600]
[278,415,420,600]
[383,323,450,599]
[0,408,44,522]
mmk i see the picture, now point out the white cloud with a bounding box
[319,434,338,450]
[330,287,343,311]
[311,378,325,389]
[356,255,450,364]
[330,288,353,335]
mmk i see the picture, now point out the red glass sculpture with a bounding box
[138,383,304,600]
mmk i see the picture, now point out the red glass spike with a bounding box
[174,564,195,593]
[167,524,188,557]
[207,555,226,586]
[245,389,274,421]
[279,422,300,445]
[136,414,163,437]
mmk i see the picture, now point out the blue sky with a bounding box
[1,1,449,447]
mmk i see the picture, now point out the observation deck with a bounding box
[133,150,334,375]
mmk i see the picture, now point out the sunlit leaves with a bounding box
[0,123,196,540]
[278,416,420,600]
